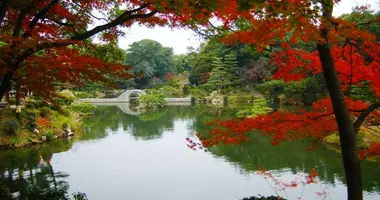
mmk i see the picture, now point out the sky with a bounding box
[117,0,380,55]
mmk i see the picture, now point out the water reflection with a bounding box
[1,105,380,199]
[0,140,73,199]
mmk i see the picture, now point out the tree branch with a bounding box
[47,18,74,27]
[354,102,380,133]
[13,0,38,36]
[71,8,156,41]
[12,6,158,67]
[29,0,59,29]
[22,0,59,37]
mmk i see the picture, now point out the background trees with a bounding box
[0,0,217,101]
[125,39,174,88]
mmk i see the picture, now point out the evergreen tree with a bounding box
[204,53,240,92]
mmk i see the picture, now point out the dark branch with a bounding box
[354,102,380,133]
[48,18,74,27]
[23,0,59,37]
[71,8,156,41]
[12,6,158,66]
[71,2,108,22]
[13,0,37,36]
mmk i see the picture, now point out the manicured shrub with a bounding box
[159,86,182,97]
[138,94,166,109]
[6,119,20,135]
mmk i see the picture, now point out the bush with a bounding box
[6,119,20,135]
[73,91,93,99]
[189,88,208,101]
[51,114,79,132]
[138,94,166,109]
[236,98,273,118]
[159,86,182,97]
[25,102,36,109]
[55,90,75,106]
[256,77,326,105]
[21,108,38,132]
[228,92,254,104]
[39,107,52,118]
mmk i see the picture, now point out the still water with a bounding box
[1,105,380,200]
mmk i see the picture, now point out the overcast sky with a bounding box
[117,0,380,55]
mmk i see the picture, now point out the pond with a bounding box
[1,105,380,200]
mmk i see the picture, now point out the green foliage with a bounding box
[189,88,209,101]
[228,92,254,104]
[0,182,12,200]
[51,114,79,132]
[173,54,195,74]
[158,86,182,97]
[19,108,38,132]
[203,54,241,92]
[349,83,378,101]
[40,107,53,118]
[69,103,97,115]
[6,119,20,135]
[72,192,88,200]
[236,98,273,118]
[341,10,380,41]
[55,90,75,105]
[73,91,93,99]
[138,94,166,109]
[125,39,174,88]
[257,77,326,105]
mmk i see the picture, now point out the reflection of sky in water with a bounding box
[52,115,378,200]
[2,106,380,200]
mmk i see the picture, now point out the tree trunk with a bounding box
[0,70,15,102]
[5,88,10,103]
[318,42,363,200]
[318,2,363,199]
[16,84,21,106]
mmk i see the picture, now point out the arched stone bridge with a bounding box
[79,89,192,115]
[117,89,146,102]
[79,89,191,104]
[80,89,147,103]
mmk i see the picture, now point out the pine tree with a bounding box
[223,53,242,87]
[205,53,241,93]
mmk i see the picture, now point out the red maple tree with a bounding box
[0,0,214,101]
[190,1,379,200]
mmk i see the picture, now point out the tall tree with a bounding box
[193,1,380,200]
[204,53,241,92]
[125,39,174,88]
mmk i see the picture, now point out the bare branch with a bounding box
[71,8,157,41]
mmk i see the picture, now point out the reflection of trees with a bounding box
[191,106,380,192]
[82,106,196,141]
[0,140,74,199]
